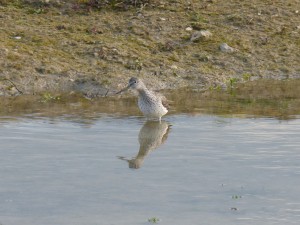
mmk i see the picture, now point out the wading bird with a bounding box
[116,77,169,121]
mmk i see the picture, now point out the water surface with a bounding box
[0,80,300,225]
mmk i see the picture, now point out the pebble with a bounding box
[14,36,22,40]
[190,30,212,42]
[186,27,193,31]
[219,43,235,53]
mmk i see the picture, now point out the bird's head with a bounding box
[116,77,145,94]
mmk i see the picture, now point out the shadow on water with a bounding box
[118,120,171,169]
[0,79,299,123]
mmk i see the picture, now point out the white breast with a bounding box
[138,94,168,119]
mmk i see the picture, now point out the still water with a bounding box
[0,81,300,225]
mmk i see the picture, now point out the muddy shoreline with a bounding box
[1,0,299,97]
[0,80,299,121]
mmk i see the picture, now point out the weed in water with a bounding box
[40,93,61,103]
[148,217,160,223]
[232,195,242,199]
[208,84,222,92]
[242,73,253,81]
[227,77,239,89]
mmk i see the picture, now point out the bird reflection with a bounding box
[118,120,171,169]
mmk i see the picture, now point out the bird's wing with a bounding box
[161,95,170,110]
[153,91,170,110]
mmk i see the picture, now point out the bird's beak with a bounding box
[116,84,130,94]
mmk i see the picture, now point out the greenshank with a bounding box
[116,77,169,121]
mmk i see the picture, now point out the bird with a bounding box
[116,77,169,121]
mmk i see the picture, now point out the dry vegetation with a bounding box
[0,0,299,96]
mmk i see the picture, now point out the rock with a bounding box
[219,43,235,53]
[186,27,193,31]
[190,30,212,42]
[170,65,178,70]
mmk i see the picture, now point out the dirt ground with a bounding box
[0,0,299,97]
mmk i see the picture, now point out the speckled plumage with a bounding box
[116,77,168,121]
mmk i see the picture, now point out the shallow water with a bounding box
[0,81,300,225]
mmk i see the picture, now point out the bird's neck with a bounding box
[137,88,150,96]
